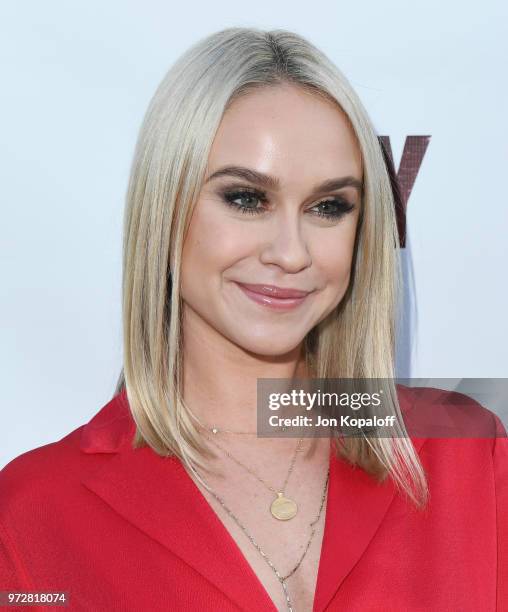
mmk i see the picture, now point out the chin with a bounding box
[232,331,305,358]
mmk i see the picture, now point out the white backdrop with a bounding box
[1,0,507,468]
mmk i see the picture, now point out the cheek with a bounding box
[181,201,254,283]
[311,224,357,289]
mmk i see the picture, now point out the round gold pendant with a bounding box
[270,492,298,520]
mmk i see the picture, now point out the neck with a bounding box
[181,306,308,434]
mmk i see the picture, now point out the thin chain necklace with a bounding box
[193,461,330,612]
[201,429,304,520]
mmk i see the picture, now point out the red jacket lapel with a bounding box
[80,388,426,612]
[80,390,277,611]
[314,384,427,610]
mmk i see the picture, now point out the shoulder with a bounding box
[0,426,83,519]
[396,383,506,444]
[396,385,508,503]
[0,390,130,527]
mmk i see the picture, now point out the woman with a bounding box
[0,27,506,612]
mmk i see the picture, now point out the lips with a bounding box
[233,282,314,311]
[235,283,311,299]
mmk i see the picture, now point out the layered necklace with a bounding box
[190,418,330,612]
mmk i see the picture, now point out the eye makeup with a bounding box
[217,185,356,221]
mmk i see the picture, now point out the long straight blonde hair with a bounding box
[114,27,429,509]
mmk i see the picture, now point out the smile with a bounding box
[234,282,313,311]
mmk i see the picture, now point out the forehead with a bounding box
[207,84,363,183]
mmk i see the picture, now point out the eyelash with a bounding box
[220,187,355,220]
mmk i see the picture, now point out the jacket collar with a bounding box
[80,387,427,612]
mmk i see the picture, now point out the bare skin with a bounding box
[180,83,363,611]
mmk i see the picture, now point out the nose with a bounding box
[259,210,312,274]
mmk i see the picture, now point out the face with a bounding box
[180,83,363,356]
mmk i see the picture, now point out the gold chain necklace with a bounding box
[193,461,330,612]
[199,425,303,521]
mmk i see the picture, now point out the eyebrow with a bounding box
[204,165,363,195]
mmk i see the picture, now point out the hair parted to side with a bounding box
[114,26,429,509]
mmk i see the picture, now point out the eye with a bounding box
[221,188,267,215]
[219,187,356,220]
[309,198,356,220]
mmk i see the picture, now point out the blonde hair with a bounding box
[114,27,429,509]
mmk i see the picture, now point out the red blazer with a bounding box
[1,385,507,611]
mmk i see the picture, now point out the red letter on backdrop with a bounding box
[379,135,431,248]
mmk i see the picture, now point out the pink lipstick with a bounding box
[235,282,313,311]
